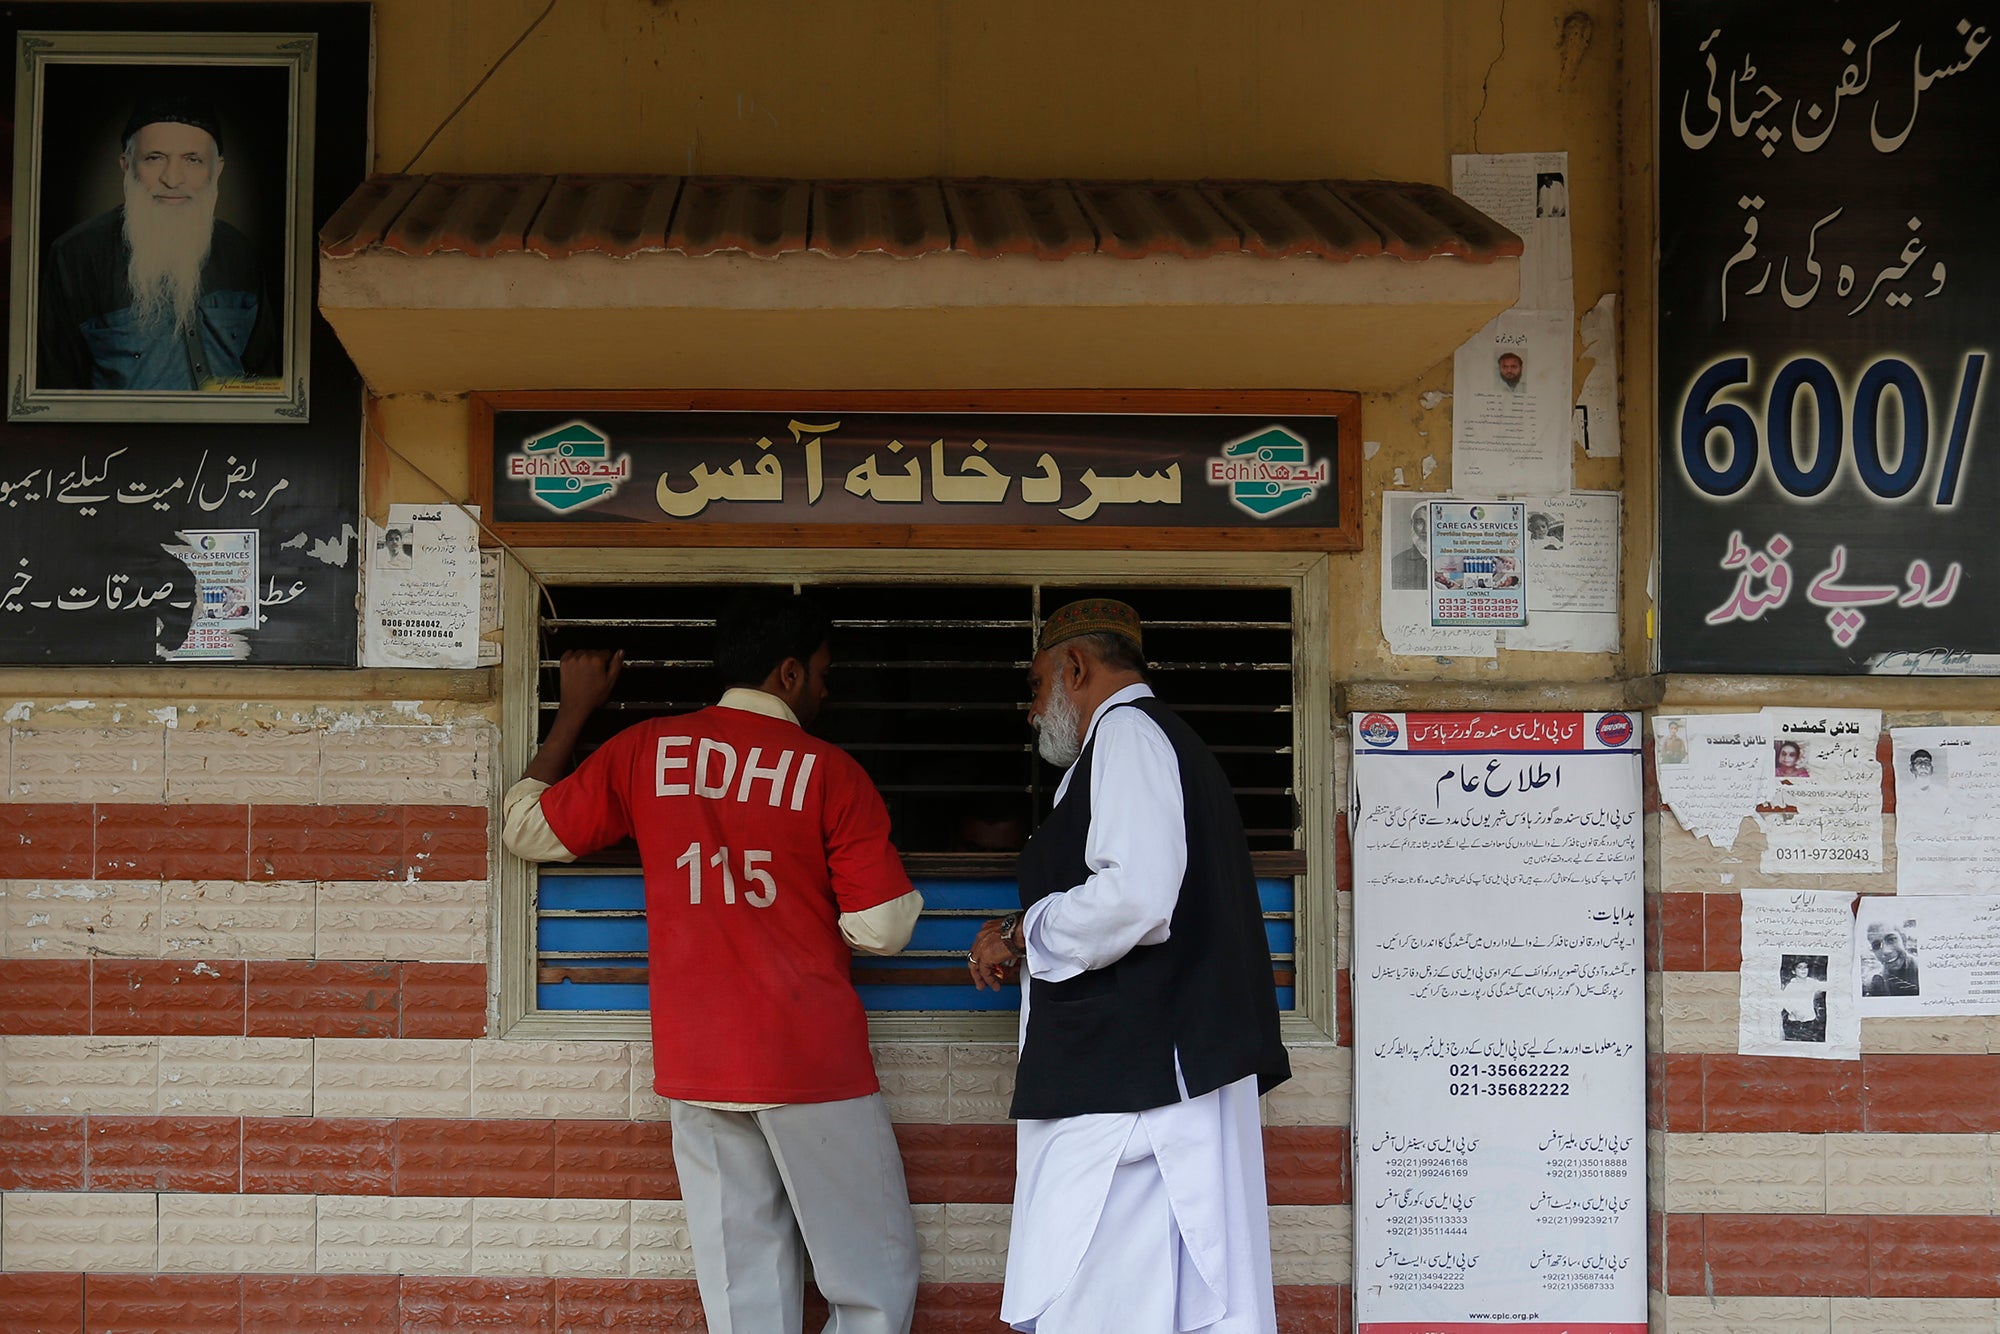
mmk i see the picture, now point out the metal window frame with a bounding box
[498,546,1337,1044]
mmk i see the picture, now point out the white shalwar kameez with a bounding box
[1000,683,1278,1334]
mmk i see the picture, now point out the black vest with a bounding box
[1009,696,1291,1119]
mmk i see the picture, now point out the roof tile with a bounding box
[318,176,425,258]
[811,180,951,258]
[322,174,1520,266]
[941,180,1095,260]
[383,174,553,258]
[668,177,811,258]
[1071,181,1242,259]
[1205,181,1382,261]
[529,175,681,259]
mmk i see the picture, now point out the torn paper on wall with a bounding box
[1575,293,1620,458]
[1738,889,1859,1060]
[1452,151,1574,313]
[362,504,482,669]
[1504,490,1619,652]
[1757,708,1883,875]
[1855,894,2000,1017]
[1652,712,1770,850]
[1892,726,2000,893]
[1378,490,1497,658]
[1451,308,1574,498]
[478,549,502,667]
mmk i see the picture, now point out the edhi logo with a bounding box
[507,420,632,513]
[1206,426,1330,518]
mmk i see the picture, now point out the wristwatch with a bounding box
[997,913,1026,958]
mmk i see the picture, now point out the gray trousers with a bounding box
[670,1093,920,1334]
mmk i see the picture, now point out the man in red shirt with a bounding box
[503,592,922,1334]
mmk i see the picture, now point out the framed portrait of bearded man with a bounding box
[8,31,316,422]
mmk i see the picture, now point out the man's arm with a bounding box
[500,649,623,864]
[524,649,624,783]
[1022,709,1186,980]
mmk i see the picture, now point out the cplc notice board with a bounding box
[1350,712,1644,1334]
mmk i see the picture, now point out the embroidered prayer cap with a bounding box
[122,93,225,156]
[1038,598,1144,655]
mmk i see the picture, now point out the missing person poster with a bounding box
[1892,725,2000,892]
[1855,895,2000,1017]
[1738,889,1860,1061]
[1351,711,1645,1334]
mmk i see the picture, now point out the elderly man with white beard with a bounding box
[968,598,1291,1334]
[38,93,278,391]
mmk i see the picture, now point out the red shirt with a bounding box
[539,703,913,1103]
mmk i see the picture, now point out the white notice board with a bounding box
[1350,711,1646,1334]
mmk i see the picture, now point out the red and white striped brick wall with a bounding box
[1646,728,2000,1333]
[0,699,1356,1333]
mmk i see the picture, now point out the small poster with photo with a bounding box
[8,30,317,422]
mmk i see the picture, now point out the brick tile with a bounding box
[10,728,165,803]
[312,1037,473,1118]
[2,1191,159,1271]
[1263,1126,1349,1206]
[0,1272,84,1334]
[1704,1213,1869,1296]
[553,1278,705,1331]
[1664,1212,1705,1295]
[396,1117,556,1197]
[87,1114,241,1192]
[468,1195,627,1277]
[165,726,321,804]
[0,958,90,1034]
[1704,1055,1862,1133]
[316,878,486,963]
[159,1193,315,1274]
[1331,814,1351,894]
[1648,1208,1664,1292]
[1659,891,1705,971]
[1704,891,1742,971]
[242,1115,394,1195]
[404,805,491,881]
[553,1120,679,1199]
[0,805,94,878]
[246,960,400,1038]
[400,963,488,1038]
[402,1276,555,1332]
[1870,1216,2000,1297]
[249,804,402,881]
[0,1114,86,1189]
[163,879,314,961]
[0,1035,160,1115]
[1275,1283,1352,1334]
[157,1036,312,1116]
[897,1122,1015,1204]
[1335,967,1352,1046]
[83,1275,241,1334]
[92,960,245,1037]
[4,880,162,958]
[242,1275,400,1334]
[1863,1055,2000,1133]
[94,805,247,880]
[1657,1052,1704,1132]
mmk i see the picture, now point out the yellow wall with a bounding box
[359,0,1637,687]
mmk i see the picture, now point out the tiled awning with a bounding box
[317,174,1523,394]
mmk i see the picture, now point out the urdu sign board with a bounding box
[1658,1,2000,674]
[472,392,1362,550]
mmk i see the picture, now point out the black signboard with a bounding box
[1659,2,2000,673]
[0,4,368,665]
[476,392,1362,550]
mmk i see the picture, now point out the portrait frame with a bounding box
[8,30,317,423]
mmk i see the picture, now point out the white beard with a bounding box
[122,170,217,336]
[1031,680,1084,769]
